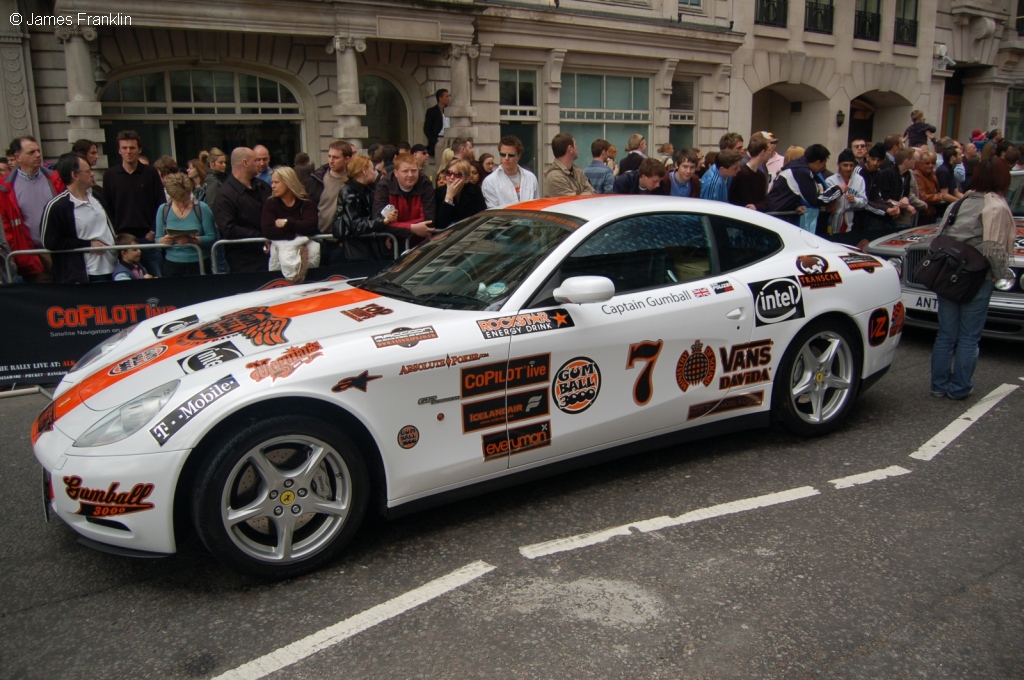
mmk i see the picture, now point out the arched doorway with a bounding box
[359,75,409,145]
[848,91,912,145]
[750,83,829,150]
[99,68,305,166]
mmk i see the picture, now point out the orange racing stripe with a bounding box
[511,195,607,211]
[52,287,379,423]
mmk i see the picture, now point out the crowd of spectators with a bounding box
[1,107,1021,284]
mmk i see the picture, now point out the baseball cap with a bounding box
[971,129,985,142]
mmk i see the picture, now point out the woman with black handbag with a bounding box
[930,158,1016,400]
[333,155,397,263]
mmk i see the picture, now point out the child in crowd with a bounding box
[112,233,153,280]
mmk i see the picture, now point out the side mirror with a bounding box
[553,276,615,304]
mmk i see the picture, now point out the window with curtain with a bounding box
[559,73,651,162]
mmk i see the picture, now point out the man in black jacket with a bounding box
[212,147,271,273]
[854,142,899,238]
[101,130,166,276]
[766,144,839,214]
[423,89,450,158]
[42,152,116,283]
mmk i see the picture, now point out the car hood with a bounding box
[866,222,1024,265]
[61,280,442,412]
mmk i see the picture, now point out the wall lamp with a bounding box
[836,110,846,127]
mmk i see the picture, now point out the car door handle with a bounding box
[726,307,743,320]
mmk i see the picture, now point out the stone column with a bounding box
[446,43,479,140]
[962,68,1014,138]
[0,0,37,148]
[55,25,107,169]
[327,36,368,146]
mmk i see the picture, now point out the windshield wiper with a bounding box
[358,280,419,301]
[417,291,488,307]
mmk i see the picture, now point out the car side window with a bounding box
[707,215,783,272]
[528,213,714,307]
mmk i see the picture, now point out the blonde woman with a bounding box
[334,155,396,262]
[784,145,805,166]
[262,166,320,281]
[605,144,619,176]
[156,172,216,277]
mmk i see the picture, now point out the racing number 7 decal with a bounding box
[626,340,663,406]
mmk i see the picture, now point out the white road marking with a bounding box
[213,560,496,680]
[910,383,1019,461]
[829,465,911,489]
[520,486,820,559]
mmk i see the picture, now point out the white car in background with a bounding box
[33,196,903,578]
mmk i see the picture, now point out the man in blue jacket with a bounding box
[766,144,840,214]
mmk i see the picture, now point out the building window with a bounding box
[1007,89,1024,144]
[559,73,650,163]
[100,69,302,165]
[1017,0,1024,35]
[804,0,834,34]
[500,68,540,172]
[669,81,697,152]
[894,0,918,47]
[678,0,701,6]
[755,0,788,28]
[855,0,881,41]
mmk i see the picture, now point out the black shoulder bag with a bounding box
[912,198,989,303]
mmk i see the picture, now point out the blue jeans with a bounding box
[140,240,163,278]
[930,279,994,399]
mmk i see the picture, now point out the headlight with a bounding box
[74,380,178,448]
[71,324,137,373]
[995,268,1016,292]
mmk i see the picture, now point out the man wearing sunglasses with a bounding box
[482,135,539,208]
[543,133,595,198]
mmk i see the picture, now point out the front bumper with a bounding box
[901,287,1024,340]
[35,427,190,555]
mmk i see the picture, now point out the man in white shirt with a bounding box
[42,152,116,283]
[482,135,540,208]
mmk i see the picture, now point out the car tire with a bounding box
[191,414,369,579]
[771,320,861,437]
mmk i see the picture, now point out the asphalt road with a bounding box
[1,327,1022,679]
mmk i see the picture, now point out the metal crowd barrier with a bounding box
[3,233,410,282]
[2,241,204,283]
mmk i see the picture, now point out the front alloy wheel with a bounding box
[193,415,368,579]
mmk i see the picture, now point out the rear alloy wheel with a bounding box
[192,415,368,579]
[772,321,860,437]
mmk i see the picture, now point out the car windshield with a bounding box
[357,210,583,310]
[1009,172,1024,217]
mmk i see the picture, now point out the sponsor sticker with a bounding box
[397,425,419,449]
[108,345,167,376]
[795,255,843,288]
[152,314,200,339]
[400,352,490,376]
[476,309,574,340]
[63,475,155,518]
[150,375,240,445]
[890,301,905,337]
[177,307,291,347]
[749,277,805,326]
[839,253,881,272]
[481,420,551,461]
[461,353,550,398]
[342,303,394,322]
[676,340,716,392]
[418,394,460,405]
[551,357,601,414]
[462,388,549,433]
[178,341,243,374]
[868,308,890,346]
[246,342,324,383]
[372,326,438,349]
[711,281,734,294]
[331,370,383,393]
[718,339,773,390]
[688,391,765,420]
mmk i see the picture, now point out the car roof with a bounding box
[506,195,778,224]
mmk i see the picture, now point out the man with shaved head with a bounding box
[211,146,271,272]
[253,144,272,185]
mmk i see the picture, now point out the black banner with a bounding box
[0,263,385,386]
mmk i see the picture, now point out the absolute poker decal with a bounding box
[551,357,601,414]
[476,309,574,340]
[795,255,843,289]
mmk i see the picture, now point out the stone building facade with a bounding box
[1,0,1022,174]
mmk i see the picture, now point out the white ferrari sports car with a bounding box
[33,196,903,578]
